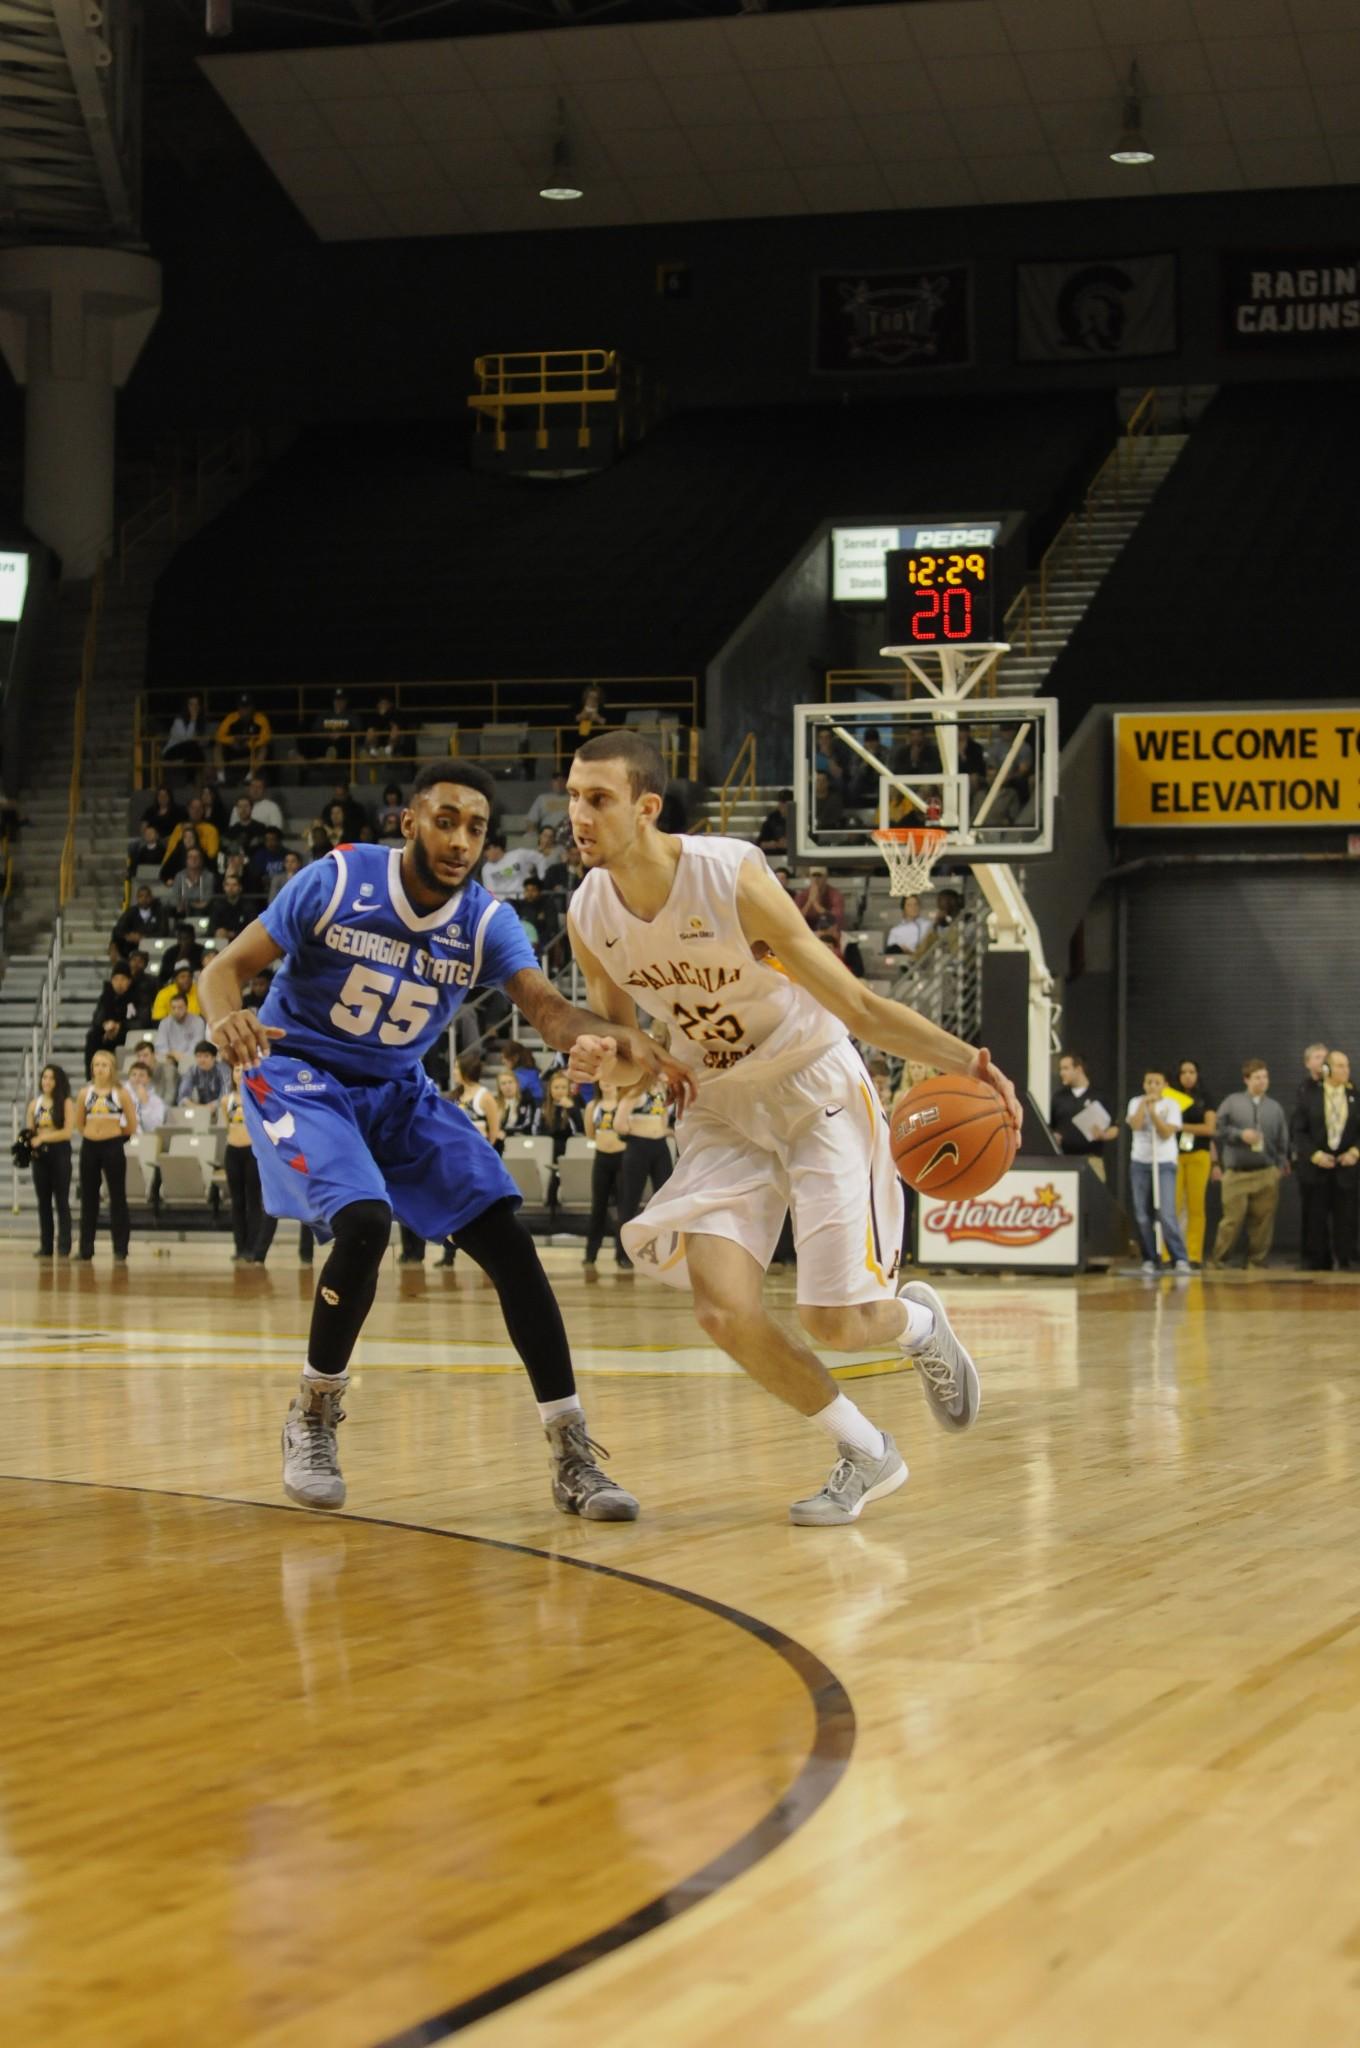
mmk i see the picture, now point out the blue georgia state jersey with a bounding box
[257,843,536,1082]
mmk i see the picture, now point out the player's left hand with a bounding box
[621,1026,696,1113]
[969,1046,1022,1134]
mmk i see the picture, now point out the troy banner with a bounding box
[1115,710,1360,828]
[1015,253,1177,364]
[1222,250,1360,351]
[813,266,971,376]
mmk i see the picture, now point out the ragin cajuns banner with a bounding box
[813,266,972,375]
[1221,250,1360,351]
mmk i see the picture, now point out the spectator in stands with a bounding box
[757,790,793,856]
[813,725,846,786]
[847,728,891,806]
[207,872,251,941]
[153,991,199,1088]
[163,694,211,769]
[575,685,607,738]
[813,769,845,833]
[151,962,202,1023]
[244,776,283,832]
[536,1069,584,1159]
[795,866,846,933]
[884,894,928,960]
[307,822,333,861]
[528,772,570,839]
[246,826,287,899]
[1292,1043,1331,1264]
[931,889,964,934]
[84,963,137,1070]
[142,783,183,836]
[520,875,562,968]
[1209,1060,1291,1270]
[1050,1050,1120,1182]
[113,884,169,953]
[530,824,559,877]
[312,690,358,767]
[330,782,368,837]
[1292,1048,1360,1271]
[25,1062,74,1259]
[363,693,401,763]
[124,950,155,1031]
[75,1049,135,1263]
[128,820,166,882]
[268,849,304,902]
[225,794,266,860]
[501,1039,544,1109]
[157,923,204,984]
[193,779,228,832]
[126,1058,166,1137]
[178,1041,229,1107]
[482,832,538,902]
[1126,1069,1191,1273]
[216,693,271,780]
[241,967,274,1011]
[495,1069,538,1141]
[168,845,216,915]
[315,801,349,849]
[162,801,221,874]
[377,801,404,845]
[890,727,943,788]
[1171,1058,1216,1269]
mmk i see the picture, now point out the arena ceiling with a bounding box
[151,0,1360,243]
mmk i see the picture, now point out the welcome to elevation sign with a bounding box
[1115,709,1360,827]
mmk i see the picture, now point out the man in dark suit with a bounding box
[1292,1048,1360,1271]
[1292,1042,1330,1265]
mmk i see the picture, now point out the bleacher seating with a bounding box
[146,398,1112,705]
[1046,384,1360,734]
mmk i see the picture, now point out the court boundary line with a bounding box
[0,1473,856,2046]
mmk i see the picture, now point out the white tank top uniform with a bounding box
[569,836,903,1305]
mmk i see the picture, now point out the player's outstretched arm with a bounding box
[735,861,1022,1132]
[507,953,694,1107]
[199,920,287,1069]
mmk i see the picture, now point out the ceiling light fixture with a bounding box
[539,100,583,202]
[1110,62,1154,165]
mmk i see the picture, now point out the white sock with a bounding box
[897,1298,936,1354]
[302,1362,349,1390]
[538,1394,584,1426]
[812,1393,885,1461]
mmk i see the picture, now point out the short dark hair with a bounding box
[409,759,498,811]
[1242,1057,1268,1079]
[574,730,665,801]
[1061,1050,1088,1069]
[194,1039,217,1057]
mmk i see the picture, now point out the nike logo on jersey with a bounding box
[825,1106,844,1118]
[605,937,620,947]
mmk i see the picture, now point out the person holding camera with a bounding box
[22,1063,75,1258]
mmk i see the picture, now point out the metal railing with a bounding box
[1034,387,1161,631]
[468,349,621,454]
[119,429,261,582]
[887,907,985,1045]
[59,564,104,909]
[717,732,757,832]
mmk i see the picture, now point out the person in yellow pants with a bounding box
[1170,1058,1217,1268]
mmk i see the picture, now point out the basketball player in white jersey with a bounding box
[564,732,1021,1526]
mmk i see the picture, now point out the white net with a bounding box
[872,828,948,897]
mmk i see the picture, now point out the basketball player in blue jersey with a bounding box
[564,731,1021,1527]
[199,761,686,1519]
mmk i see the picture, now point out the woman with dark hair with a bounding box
[143,783,183,836]
[75,1048,137,1261]
[26,1062,75,1257]
[159,821,202,887]
[536,1069,583,1159]
[163,694,210,768]
[1174,1057,1217,1270]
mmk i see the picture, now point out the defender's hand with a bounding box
[207,1010,284,1069]
[968,1046,1022,1135]
[568,1033,616,1087]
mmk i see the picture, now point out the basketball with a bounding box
[890,1074,1017,1198]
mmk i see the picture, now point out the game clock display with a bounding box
[884,546,997,645]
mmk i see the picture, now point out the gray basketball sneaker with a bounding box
[281,1380,347,1509]
[546,1414,640,1521]
[899,1281,980,1432]
[789,1433,907,1527]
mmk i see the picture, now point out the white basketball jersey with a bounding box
[569,836,845,1091]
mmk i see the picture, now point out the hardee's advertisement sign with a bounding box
[1115,709,1360,828]
[916,1170,1082,1270]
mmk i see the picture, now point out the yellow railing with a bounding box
[718,732,757,833]
[119,429,259,582]
[60,561,105,907]
[468,349,621,453]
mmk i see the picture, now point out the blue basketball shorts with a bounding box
[239,1053,518,1241]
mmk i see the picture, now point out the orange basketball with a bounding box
[890,1074,1017,1199]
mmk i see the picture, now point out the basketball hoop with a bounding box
[871,826,948,896]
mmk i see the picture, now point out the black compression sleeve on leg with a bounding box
[452,1198,576,1404]
[307,1199,392,1377]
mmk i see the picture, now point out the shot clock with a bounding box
[884,545,997,646]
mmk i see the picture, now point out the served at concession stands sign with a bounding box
[1115,710,1360,828]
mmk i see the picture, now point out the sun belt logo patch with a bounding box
[680,914,715,941]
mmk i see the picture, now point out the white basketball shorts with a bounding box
[620,1039,904,1305]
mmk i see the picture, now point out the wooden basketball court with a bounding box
[3,1242,1358,2046]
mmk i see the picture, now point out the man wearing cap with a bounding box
[151,962,203,1023]
[794,866,847,933]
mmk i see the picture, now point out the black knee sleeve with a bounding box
[307,1198,392,1377]
[453,1198,576,1405]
